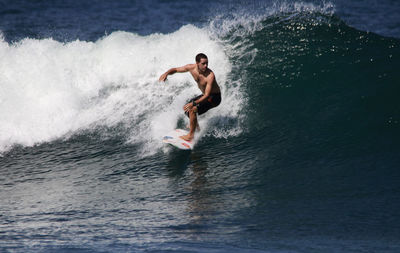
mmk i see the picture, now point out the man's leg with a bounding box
[181,107,197,141]
[186,122,200,131]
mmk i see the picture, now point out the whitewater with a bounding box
[0,26,244,154]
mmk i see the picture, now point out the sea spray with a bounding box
[0,25,244,154]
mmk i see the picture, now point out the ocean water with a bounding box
[1,0,399,252]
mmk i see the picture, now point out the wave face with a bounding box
[220,4,400,152]
[1,1,400,253]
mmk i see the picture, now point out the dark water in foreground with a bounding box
[1,0,400,252]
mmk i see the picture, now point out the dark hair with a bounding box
[195,53,208,63]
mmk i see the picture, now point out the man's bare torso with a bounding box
[189,65,221,94]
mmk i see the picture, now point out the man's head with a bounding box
[196,53,208,73]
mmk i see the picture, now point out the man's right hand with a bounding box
[159,73,168,82]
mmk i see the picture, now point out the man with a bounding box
[159,53,221,141]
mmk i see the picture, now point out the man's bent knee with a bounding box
[184,106,198,118]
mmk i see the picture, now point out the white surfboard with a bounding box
[162,129,194,150]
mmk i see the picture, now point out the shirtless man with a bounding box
[159,53,221,141]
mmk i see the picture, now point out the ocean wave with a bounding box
[1,0,398,155]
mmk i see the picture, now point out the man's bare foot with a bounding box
[180,134,194,142]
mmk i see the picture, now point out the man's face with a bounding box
[197,58,208,73]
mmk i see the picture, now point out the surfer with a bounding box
[159,53,221,141]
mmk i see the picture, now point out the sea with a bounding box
[0,0,399,252]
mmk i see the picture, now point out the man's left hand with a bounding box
[183,103,193,112]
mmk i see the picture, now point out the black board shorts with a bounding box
[185,93,221,117]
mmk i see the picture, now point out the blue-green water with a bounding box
[1,1,399,252]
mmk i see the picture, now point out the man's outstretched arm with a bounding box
[159,64,194,82]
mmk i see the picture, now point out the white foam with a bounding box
[0,25,243,154]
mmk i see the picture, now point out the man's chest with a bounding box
[191,73,207,85]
